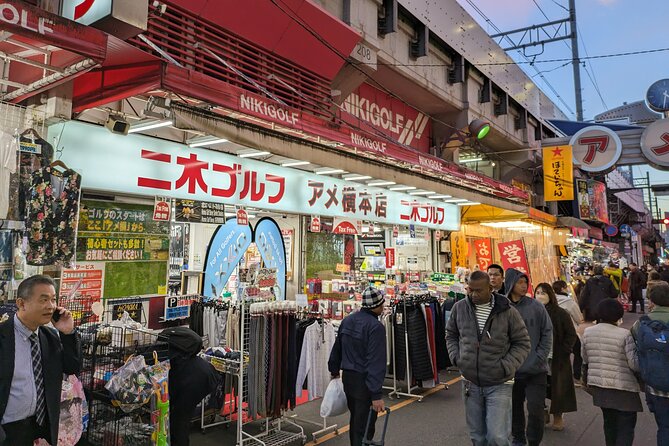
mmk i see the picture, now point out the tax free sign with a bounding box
[48,121,460,231]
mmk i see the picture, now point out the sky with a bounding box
[456,0,669,211]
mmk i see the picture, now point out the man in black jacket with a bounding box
[329,287,386,446]
[487,264,506,295]
[447,271,530,446]
[579,265,618,322]
[0,275,81,446]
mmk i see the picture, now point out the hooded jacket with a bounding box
[504,268,553,377]
[446,292,530,387]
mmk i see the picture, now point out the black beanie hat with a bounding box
[597,298,624,324]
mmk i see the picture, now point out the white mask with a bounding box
[535,292,550,305]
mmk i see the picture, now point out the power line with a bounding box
[549,0,569,12]
[577,23,608,111]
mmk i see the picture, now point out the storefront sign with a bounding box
[589,226,603,240]
[542,145,574,201]
[236,208,248,226]
[341,83,431,152]
[281,229,294,280]
[450,232,468,272]
[576,179,609,224]
[310,216,321,233]
[60,263,105,300]
[569,126,622,172]
[153,197,171,221]
[473,239,493,271]
[254,218,287,300]
[333,218,360,235]
[498,240,531,278]
[385,248,396,269]
[203,218,253,299]
[640,118,669,167]
[49,121,460,231]
[511,179,533,206]
[164,295,191,321]
[0,1,107,62]
[174,199,226,224]
[112,301,142,322]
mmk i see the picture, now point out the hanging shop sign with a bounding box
[569,126,622,172]
[49,121,460,231]
[164,295,191,321]
[341,82,432,152]
[310,216,321,233]
[153,197,171,222]
[332,218,361,235]
[473,238,493,271]
[576,179,609,224]
[450,232,468,272]
[280,229,294,280]
[254,218,287,301]
[605,225,619,237]
[112,301,142,322]
[640,118,669,168]
[542,145,574,201]
[60,0,147,39]
[498,240,531,284]
[236,208,248,226]
[202,218,253,299]
[61,0,111,25]
[385,247,396,269]
[392,226,399,238]
[174,199,226,224]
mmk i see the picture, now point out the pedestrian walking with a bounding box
[582,299,642,446]
[579,265,618,323]
[504,269,553,446]
[605,262,623,296]
[328,287,386,446]
[487,264,506,295]
[631,281,669,446]
[534,283,577,431]
[552,280,584,384]
[628,263,647,314]
[646,270,666,297]
[446,270,530,446]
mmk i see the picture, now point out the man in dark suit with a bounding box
[0,275,82,446]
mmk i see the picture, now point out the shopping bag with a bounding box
[320,378,348,418]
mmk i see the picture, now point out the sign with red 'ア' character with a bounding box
[310,216,321,233]
[236,208,248,226]
[569,126,622,172]
[473,239,493,271]
[498,240,532,290]
[153,197,171,221]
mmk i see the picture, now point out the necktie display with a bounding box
[30,333,46,426]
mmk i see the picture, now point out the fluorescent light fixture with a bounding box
[428,194,453,199]
[238,150,271,158]
[225,212,237,217]
[281,160,311,167]
[460,157,483,164]
[316,168,346,175]
[128,119,172,133]
[367,180,396,186]
[389,185,417,191]
[443,198,468,203]
[409,190,435,196]
[458,201,481,206]
[481,220,540,229]
[188,137,229,148]
[343,174,372,181]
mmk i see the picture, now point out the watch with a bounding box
[646,78,669,112]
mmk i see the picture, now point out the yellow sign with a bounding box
[451,232,469,272]
[543,145,574,201]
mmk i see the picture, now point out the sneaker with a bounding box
[552,414,565,431]
[573,379,583,388]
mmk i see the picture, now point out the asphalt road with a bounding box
[191,312,660,446]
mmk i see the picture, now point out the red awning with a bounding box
[0,0,108,102]
[163,0,360,80]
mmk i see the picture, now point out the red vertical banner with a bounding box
[497,239,532,294]
[473,238,493,270]
[385,248,396,268]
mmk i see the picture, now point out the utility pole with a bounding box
[569,0,583,121]
[491,1,584,121]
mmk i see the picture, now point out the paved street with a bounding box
[191,312,659,445]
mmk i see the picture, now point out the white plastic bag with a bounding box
[320,378,348,418]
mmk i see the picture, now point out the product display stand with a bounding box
[389,296,423,401]
[200,354,239,432]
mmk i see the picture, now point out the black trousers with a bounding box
[631,298,645,313]
[601,408,637,446]
[572,337,583,380]
[512,373,547,446]
[1,416,49,446]
[343,371,376,446]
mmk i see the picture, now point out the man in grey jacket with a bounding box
[447,271,530,446]
[504,268,553,446]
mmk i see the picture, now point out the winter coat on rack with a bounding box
[545,303,578,414]
[446,293,530,387]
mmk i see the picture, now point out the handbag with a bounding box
[320,378,348,418]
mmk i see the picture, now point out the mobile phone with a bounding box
[52,311,61,323]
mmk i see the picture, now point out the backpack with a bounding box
[636,316,669,392]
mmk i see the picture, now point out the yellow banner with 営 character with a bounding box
[543,145,574,201]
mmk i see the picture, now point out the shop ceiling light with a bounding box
[188,137,229,148]
[458,201,481,206]
[343,174,372,181]
[238,150,271,158]
[480,221,541,230]
[281,160,311,167]
[460,157,483,164]
[428,194,453,199]
[443,198,468,203]
[315,168,346,175]
[389,185,416,191]
[367,180,396,186]
[409,190,434,196]
[469,119,491,140]
[127,119,173,133]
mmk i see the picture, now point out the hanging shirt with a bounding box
[295,320,335,401]
[0,131,17,219]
